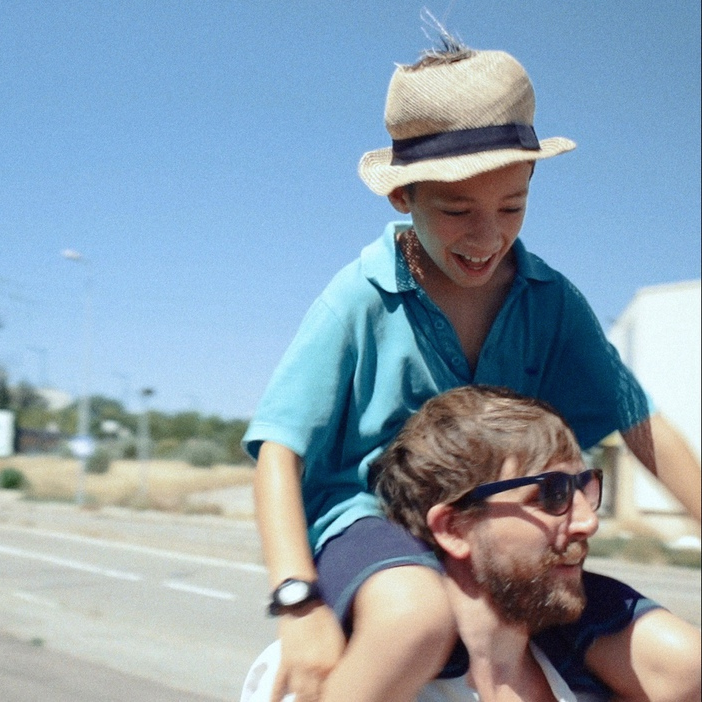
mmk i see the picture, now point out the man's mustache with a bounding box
[546,540,588,567]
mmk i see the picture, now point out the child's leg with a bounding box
[585,608,701,702]
[314,517,459,702]
[322,564,457,702]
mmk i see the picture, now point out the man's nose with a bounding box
[568,489,599,538]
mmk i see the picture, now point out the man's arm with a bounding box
[621,412,701,522]
[585,608,701,702]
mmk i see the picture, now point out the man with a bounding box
[373,385,699,701]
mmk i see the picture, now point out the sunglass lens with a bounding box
[541,473,572,515]
[578,470,602,511]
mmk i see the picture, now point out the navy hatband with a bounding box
[391,123,540,165]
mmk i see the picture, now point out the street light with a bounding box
[61,249,93,506]
[138,387,155,504]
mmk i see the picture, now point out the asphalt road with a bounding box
[0,498,277,700]
[0,496,699,701]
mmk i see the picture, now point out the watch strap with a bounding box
[268,578,321,616]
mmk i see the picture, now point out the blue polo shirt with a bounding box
[243,222,649,552]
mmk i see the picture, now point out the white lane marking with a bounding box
[0,544,143,581]
[162,580,237,601]
[0,524,265,573]
[13,591,59,608]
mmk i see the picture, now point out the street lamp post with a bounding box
[61,249,93,506]
[138,387,155,505]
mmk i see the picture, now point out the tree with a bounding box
[170,411,201,441]
[11,381,46,412]
[2,372,252,464]
[0,369,10,410]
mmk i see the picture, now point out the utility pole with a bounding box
[62,250,94,505]
[138,387,155,504]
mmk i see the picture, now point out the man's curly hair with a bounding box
[373,385,582,552]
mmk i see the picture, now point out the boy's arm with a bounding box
[584,608,701,702]
[621,412,701,522]
[254,441,318,585]
[253,441,346,702]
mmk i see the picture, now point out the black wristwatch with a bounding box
[268,578,321,616]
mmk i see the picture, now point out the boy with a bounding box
[243,34,701,702]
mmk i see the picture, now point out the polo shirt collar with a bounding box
[361,221,557,293]
[512,239,557,282]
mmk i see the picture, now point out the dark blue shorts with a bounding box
[315,515,442,628]
[314,516,662,692]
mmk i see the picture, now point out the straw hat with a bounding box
[358,50,576,195]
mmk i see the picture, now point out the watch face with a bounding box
[278,580,310,606]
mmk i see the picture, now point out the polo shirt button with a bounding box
[451,355,462,366]
[434,320,446,330]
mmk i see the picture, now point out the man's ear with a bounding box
[427,504,471,560]
[387,186,412,214]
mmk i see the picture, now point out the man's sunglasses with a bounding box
[450,468,603,516]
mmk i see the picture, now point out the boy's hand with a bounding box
[271,601,346,702]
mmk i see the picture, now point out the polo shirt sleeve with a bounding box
[539,279,649,450]
[242,294,356,467]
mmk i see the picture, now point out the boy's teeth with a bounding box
[460,253,491,263]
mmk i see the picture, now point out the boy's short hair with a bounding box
[373,386,581,550]
[406,33,477,71]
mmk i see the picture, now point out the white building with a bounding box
[608,280,701,520]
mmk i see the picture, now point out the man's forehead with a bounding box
[500,455,585,480]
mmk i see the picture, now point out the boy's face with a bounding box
[388,162,532,290]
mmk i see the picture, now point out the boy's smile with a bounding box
[389,162,532,291]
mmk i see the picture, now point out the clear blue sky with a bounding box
[2,1,700,419]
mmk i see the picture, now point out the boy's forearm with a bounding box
[622,413,701,522]
[253,441,318,587]
[586,609,701,702]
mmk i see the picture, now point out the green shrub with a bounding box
[183,438,227,468]
[224,421,253,464]
[94,438,135,461]
[86,448,111,474]
[154,438,181,459]
[116,438,138,460]
[0,467,26,490]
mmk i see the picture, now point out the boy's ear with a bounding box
[427,504,471,560]
[387,186,412,214]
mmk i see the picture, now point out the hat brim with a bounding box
[358,137,576,196]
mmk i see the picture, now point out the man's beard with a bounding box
[473,541,587,634]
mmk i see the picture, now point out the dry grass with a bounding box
[0,455,254,512]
